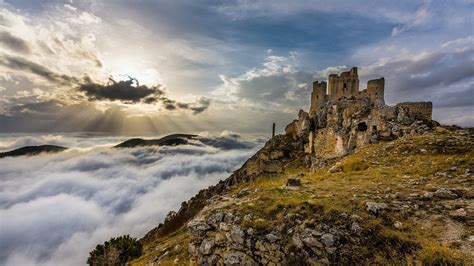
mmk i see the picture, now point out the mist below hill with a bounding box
[0,132,265,265]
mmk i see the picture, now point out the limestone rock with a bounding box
[199,239,215,255]
[321,233,335,247]
[222,251,258,266]
[328,162,342,173]
[449,208,467,220]
[434,188,459,199]
[366,202,388,215]
[187,218,211,236]
[230,226,245,244]
[286,178,301,187]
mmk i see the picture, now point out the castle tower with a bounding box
[309,81,327,117]
[328,67,359,99]
[367,78,385,105]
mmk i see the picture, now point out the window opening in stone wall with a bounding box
[357,122,368,131]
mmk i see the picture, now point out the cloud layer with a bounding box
[0,132,265,265]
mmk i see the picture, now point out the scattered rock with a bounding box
[328,162,342,173]
[351,222,362,234]
[222,250,258,266]
[321,233,335,247]
[187,218,211,236]
[286,178,301,187]
[303,236,323,248]
[366,202,388,215]
[230,226,245,244]
[394,221,403,229]
[449,208,467,220]
[434,188,459,199]
[199,239,215,255]
[266,233,280,243]
[238,188,252,197]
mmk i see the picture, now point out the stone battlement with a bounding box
[286,66,435,159]
[396,102,433,121]
[310,67,385,115]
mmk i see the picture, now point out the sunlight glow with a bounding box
[105,58,163,86]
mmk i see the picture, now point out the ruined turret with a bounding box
[328,67,359,99]
[287,66,435,159]
[367,77,385,105]
[309,81,327,116]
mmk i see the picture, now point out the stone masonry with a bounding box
[286,67,436,159]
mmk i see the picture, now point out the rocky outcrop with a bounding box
[122,67,472,266]
[286,96,438,159]
[185,204,419,265]
[285,67,437,159]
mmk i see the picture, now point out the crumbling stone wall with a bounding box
[396,102,433,121]
[287,67,436,159]
[328,67,359,99]
[309,81,327,116]
[367,78,385,105]
[309,67,386,118]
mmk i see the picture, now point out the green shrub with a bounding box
[87,235,142,266]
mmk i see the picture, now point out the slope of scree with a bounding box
[128,127,473,265]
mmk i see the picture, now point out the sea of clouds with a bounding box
[0,132,265,265]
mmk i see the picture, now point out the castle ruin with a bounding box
[286,67,434,159]
[309,67,385,116]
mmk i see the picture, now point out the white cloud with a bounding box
[215,52,312,105]
[441,35,474,48]
[0,133,264,265]
[0,6,104,89]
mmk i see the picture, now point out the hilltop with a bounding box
[0,134,198,159]
[87,67,474,265]
[114,134,198,148]
[0,145,67,158]
[133,127,473,265]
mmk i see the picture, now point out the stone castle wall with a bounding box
[367,78,385,105]
[309,67,386,117]
[328,67,359,99]
[309,81,327,116]
[396,102,433,121]
[286,67,436,159]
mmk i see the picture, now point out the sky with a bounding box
[0,0,473,135]
[0,132,265,265]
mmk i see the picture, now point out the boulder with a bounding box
[222,250,258,266]
[199,239,215,255]
[366,202,388,215]
[434,188,459,199]
[286,178,301,187]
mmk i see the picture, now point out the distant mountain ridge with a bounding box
[0,145,67,158]
[114,134,197,148]
[0,134,199,159]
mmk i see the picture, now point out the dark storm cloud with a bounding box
[160,96,211,114]
[0,31,30,53]
[77,76,211,113]
[0,54,79,85]
[78,77,165,103]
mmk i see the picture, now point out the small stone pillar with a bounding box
[272,123,276,138]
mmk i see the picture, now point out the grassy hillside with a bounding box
[121,128,473,265]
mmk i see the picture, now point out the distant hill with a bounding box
[114,134,198,148]
[0,145,67,158]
